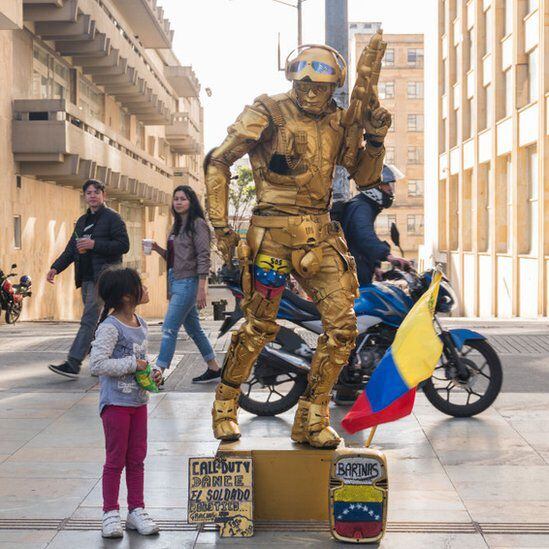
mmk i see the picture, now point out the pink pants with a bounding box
[101,405,147,512]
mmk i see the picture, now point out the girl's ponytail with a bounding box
[98,302,110,326]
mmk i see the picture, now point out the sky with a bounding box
[160,0,428,151]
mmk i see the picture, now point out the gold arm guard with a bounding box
[205,159,231,228]
[204,102,270,228]
[351,143,385,189]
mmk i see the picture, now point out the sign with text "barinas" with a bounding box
[188,456,253,537]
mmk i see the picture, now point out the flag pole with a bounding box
[364,425,378,448]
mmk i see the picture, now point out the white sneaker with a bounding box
[126,508,160,535]
[102,510,123,538]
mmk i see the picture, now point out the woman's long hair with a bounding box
[171,185,206,236]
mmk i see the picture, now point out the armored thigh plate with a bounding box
[329,448,388,543]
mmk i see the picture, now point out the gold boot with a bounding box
[290,398,310,443]
[212,383,241,441]
[305,396,341,449]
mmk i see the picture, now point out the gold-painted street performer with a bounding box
[205,31,392,448]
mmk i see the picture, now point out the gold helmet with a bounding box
[285,44,347,88]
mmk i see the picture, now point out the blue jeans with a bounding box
[156,273,216,369]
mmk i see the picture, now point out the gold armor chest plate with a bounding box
[249,94,345,215]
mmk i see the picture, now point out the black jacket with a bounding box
[51,205,130,288]
[341,194,391,286]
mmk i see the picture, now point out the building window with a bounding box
[528,0,539,13]
[503,0,513,36]
[379,81,395,99]
[383,48,394,66]
[407,214,424,235]
[385,147,395,164]
[464,97,473,139]
[120,109,130,139]
[486,84,494,127]
[16,175,22,189]
[407,48,424,67]
[478,164,491,252]
[527,49,538,103]
[79,77,104,121]
[407,146,423,165]
[442,59,447,95]
[407,81,423,99]
[120,203,144,271]
[136,122,145,150]
[408,179,424,197]
[505,156,513,253]
[13,216,22,249]
[407,114,424,132]
[526,146,539,255]
[483,7,493,56]
[32,43,71,100]
[504,69,513,117]
[376,214,396,234]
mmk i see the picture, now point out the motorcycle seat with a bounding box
[282,289,320,318]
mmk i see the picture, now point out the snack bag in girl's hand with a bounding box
[135,364,159,393]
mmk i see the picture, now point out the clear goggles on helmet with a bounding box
[288,60,337,75]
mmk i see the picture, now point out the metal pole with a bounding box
[325,0,350,201]
[297,0,303,46]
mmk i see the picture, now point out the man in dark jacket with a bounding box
[342,165,411,286]
[47,179,130,378]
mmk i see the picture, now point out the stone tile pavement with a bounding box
[0,388,549,547]
[1,316,549,546]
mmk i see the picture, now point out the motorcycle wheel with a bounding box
[239,353,308,417]
[423,339,503,417]
[5,302,22,324]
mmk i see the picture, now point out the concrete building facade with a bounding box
[423,0,548,317]
[353,30,425,261]
[0,0,204,320]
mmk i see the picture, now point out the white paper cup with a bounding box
[142,239,154,255]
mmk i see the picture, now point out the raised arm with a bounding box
[205,100,270,262]
[340,30,392,189]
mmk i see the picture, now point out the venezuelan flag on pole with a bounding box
[342,271,444,434]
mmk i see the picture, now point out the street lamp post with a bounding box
[271,0,305,46]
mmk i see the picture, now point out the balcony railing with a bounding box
[23,0,176,124]
[166,114,201,154]
[12,99,171,206]
[165,66,200,98]
[111,0,173,49]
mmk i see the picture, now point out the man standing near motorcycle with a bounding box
[341,164,412,287]
[205,32,392,448]
[46,179,129,379]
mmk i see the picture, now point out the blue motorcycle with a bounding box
[219,263,503,419]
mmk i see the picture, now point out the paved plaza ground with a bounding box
[1,302,549,547]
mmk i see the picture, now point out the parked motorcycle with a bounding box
[218,227,503,419]
[0,264,32,324]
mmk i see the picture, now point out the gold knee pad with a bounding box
[222,293,279,387]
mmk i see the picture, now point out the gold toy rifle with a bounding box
[341,30,387,170]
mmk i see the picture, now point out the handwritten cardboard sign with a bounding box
[188,456,253,537]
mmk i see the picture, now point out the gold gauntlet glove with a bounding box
[214,227,240,264]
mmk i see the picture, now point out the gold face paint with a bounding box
[294,81,335,115]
